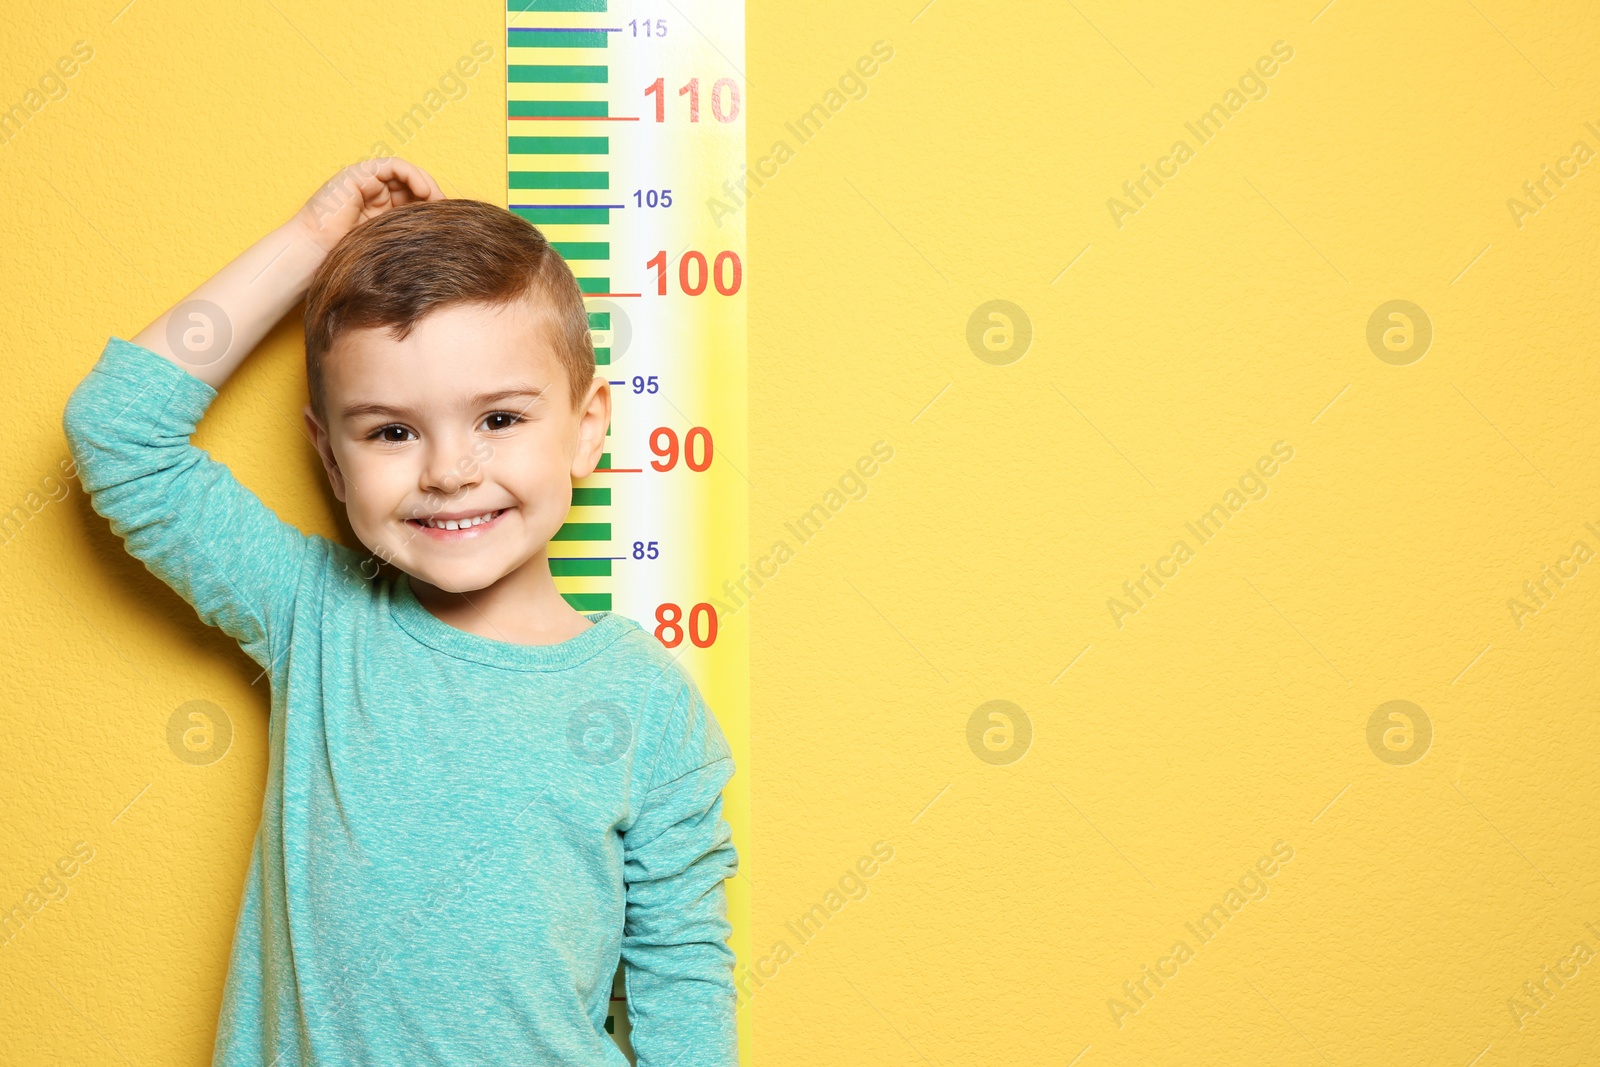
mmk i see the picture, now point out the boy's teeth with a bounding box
[425,509,500,530]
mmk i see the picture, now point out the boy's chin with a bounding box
[404,561,512,595]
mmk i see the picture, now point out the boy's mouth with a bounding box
[407,507,509,538]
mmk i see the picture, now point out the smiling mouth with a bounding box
[407,508,509,536]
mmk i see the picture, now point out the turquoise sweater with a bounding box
[63,337,739,1066]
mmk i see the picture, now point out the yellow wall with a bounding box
[3,2,1599,1065]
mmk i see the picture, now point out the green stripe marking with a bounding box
[510,100,609,118]
[510,136,607,155]
[553,241,608,260]
[554,522,611,541]
[509,29,609,48]
[551,557,613,577]
[512,206,611,225]
[510,0,606,10]
[510,65,607,84]
[561,592,613,611]
[510,171,609,190]
[571,487,611,506]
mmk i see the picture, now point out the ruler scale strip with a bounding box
[505,0,749,1061]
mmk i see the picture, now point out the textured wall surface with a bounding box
[744,2,1600,1065]
[3,1,1599,1065]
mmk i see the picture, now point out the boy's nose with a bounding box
[420,439,482,497]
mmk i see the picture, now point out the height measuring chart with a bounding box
[504,1,749,1061]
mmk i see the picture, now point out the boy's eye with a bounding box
[364,413,522,442]
[483,412,524,432]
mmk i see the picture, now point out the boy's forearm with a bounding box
[130,220,327,390]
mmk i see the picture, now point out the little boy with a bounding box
[62,159,739,1067]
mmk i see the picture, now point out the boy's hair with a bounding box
[303,198,593,421]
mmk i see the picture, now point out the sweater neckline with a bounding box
[389,572,632,671]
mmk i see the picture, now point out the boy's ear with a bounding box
[302,404,348,502]
[570,375,612,480]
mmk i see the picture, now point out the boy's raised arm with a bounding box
[132,159,444,389]
[62,159,444,671]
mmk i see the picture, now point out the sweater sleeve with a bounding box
[621,671,739,1067]
[61,336,315,673]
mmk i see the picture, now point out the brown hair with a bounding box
[303,198,593,421]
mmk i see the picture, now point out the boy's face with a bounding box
[303,293,609,595]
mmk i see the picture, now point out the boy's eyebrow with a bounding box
[340,386,546,421]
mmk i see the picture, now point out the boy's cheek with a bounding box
[338,466,416,532]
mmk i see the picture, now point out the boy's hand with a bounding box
[130,156,447,387]
[293,157,446,254]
